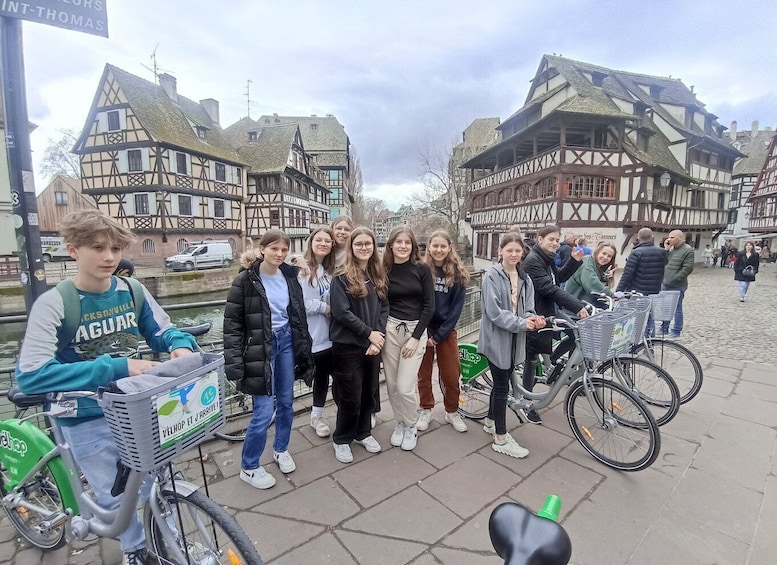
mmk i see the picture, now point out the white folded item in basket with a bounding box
[109,354,206,394]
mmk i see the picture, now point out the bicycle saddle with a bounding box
[6,386,54,408]
[489,502,572,565]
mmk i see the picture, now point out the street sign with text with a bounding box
[0,0,108,37]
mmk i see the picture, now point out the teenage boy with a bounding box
[15,210,197,565]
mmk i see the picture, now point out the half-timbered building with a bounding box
[224,118,330,253]
[461,55,742,269]
[36,175,97,235]
[73,65,247,264]
[257,114,352,219]
[746,133,777,249]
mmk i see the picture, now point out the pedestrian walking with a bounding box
[712,246,721,267]
[734,241,760,302]
[720,242,728,268]
[224,230,314,489]
[329,227,388,463]
[702,245,713,268]
[382,226,435,451]
[661,230,695,339]
[479,233,546,458]
[416,230,469,433]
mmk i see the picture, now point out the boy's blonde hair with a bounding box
[60,209,136,249]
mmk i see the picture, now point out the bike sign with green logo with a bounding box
[609,315,636,355]
[459,343,489,380]
[156,370,221,449]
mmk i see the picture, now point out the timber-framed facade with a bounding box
[462,55,742,269]
[746,134,777,246]
[73,65,247,263]
[224,118,330,253]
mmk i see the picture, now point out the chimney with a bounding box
[159,73,177,103]
[200,98,220,126]
[729,120,737,141]
[751,121,759,137]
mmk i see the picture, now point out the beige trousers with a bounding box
[382,316,427,427]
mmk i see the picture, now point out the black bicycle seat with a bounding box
[7,386,55,408]
[489,502,572,565]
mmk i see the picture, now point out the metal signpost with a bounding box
[0,0,108,311]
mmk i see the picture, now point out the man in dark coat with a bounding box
[617,227,668,336]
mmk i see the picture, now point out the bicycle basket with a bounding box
[577,309,637,361]
[650,291,680,322]
[614,296,652,344]
[99,353,226,472]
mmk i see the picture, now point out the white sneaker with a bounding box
[390,422,405,446]
[273,450,296,473]
[483,421,496,435]
[240,467,276,489]
[445,412,468,432]
[354,435,382,453]
[311,415,331,437]
[415,409,432,431]
[333,442,353,463]
[492,434,529,459]
[401,426,418,451]
[371,415,377,428]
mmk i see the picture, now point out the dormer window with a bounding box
[591,72,607,87]
[649,85,663,99]
[195,126,207,139]
[248,131,257,142]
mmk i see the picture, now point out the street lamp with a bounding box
[660,172,671,189]
[655,172,673,211]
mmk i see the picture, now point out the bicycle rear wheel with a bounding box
[565,377,660,472]
[147,488,262,564]
[457,371,493,420]
[0,462,67,550]
[597,357,680,426]
[635,339,703,404]
[214,380,252,441]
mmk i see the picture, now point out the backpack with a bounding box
[55,277,145,357]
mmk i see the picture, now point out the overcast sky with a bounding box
[18,0,777,210]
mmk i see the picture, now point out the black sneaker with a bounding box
[123,548,149,565]
[525,410,542,425]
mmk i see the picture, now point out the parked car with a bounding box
[42,244,73,262]
[165,241,233,271]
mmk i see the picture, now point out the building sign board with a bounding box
[0,0,108,37]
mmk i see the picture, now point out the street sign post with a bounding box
[0,1,109,311]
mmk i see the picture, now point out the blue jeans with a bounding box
[739,281,750,298]
[61,418,149,553]
[241,324,295,470]
[660,285,686,335]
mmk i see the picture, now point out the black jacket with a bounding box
[223,260,314,396]
[522,245,585,317]
[329,273,389,348]
[733,252,760,282]
[616,241,668,294]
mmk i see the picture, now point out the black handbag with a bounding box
[742,265,756,281]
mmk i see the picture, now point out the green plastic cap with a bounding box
[537,494,562,521]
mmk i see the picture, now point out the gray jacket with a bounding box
[478,263,537,370]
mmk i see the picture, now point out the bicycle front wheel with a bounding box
[635,339,703,404]
[147,488,262,564]
[565,378,660,472]
[457,371,493,420]
[0,462,67,550]
[597,357,680,426]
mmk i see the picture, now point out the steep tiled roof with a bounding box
[256,115,348,153]
[732,129,777,176]
[82,64,244,164]
[223,118,297,174]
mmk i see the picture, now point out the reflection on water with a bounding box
[0,289,229,368]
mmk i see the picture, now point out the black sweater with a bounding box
[329,274,389,348]
[386,261,436,340]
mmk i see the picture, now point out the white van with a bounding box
[41,237,72,262]
[165,241,233,271]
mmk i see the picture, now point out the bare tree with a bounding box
[411,137,469,244]
[39,127,81,181]
[349,148,386,228]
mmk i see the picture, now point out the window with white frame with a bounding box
[215,163,226,182]
[128,149,143,172]
[107,110,121,131]
[55,191,68,205]
[214,199,225,218]
[135,193,150,215]
[176,152,188,175]
[178,195,192,216]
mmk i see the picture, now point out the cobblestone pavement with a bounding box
[1,262,776,564]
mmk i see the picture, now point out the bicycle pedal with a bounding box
[38,512,68,532]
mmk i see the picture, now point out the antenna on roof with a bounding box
[245,79,253,118]
[140,44,171,83]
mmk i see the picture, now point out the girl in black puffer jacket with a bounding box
[224,230,313,490]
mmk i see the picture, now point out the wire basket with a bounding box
[577,309,637,362]
[99,353,226,472]
[615,296,652,344]
[650,291,681,322]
